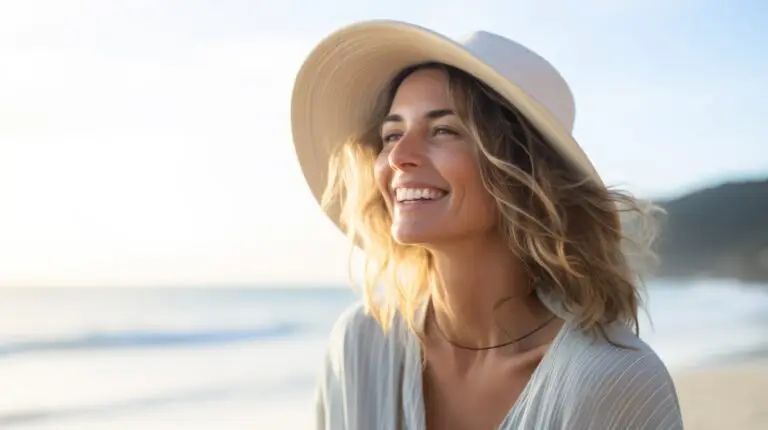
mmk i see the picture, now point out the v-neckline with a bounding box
[403,294,570,430]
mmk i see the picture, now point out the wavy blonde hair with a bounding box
[322,63,661,338]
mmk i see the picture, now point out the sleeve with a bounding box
[313,302,368,430]
[569,353,685,430]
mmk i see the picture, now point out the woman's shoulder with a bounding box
[555,322,675,382]
[544,322,683,428]
[324,300,410,369]
[327,301,381,346]
[316,301,411,425]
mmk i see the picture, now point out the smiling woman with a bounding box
[291,20,682,430]
[376,67,494,248]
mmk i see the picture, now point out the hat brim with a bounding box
[291,20,602,234]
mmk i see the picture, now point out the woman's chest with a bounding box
[420,353,544,430]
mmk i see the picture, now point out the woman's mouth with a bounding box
[394,187,448,204]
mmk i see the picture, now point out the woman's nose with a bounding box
[387,131,425,171]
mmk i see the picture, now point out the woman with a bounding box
[291,20,683,429]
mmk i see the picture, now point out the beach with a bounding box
[0,280,766,429]
[675,360,768,430]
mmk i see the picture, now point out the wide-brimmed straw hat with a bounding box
[291,20,603,231]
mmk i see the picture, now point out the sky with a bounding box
[0,0,766,287]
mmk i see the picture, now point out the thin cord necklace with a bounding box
[432,312,558,351]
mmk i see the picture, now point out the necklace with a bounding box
[432,312,558,351]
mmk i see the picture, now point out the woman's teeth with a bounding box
[395,187,446,203]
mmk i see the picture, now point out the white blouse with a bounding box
[314,296,684,429]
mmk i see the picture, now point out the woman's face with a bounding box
[374,68,498,246]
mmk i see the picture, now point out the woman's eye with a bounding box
[433,127,457,137]
[382,132,402,144]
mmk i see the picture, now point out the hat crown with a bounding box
[457,31,575,132]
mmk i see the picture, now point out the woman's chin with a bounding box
[391,227,440,246]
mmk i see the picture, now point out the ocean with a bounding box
[1,280,767,429]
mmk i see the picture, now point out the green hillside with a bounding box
[653,179,768,283]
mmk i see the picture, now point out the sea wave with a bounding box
[0,322,301,356]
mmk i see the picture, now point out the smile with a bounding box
[394,187,448,203]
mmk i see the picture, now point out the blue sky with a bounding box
[0,0,765,287]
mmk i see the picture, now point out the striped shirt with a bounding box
[315,295,684,429]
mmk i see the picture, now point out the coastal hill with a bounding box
[653,178,768,283]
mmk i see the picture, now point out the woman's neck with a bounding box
[427,236,550,349]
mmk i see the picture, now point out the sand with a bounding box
[674,361,768,430]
